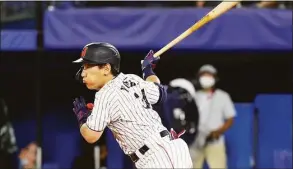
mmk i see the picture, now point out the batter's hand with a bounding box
[141,50,160,71]
[73,96,93,127]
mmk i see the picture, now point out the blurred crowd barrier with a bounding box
[0,2,292,169]
[1,6,292,50]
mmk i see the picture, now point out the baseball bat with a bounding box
[153,0,241,58]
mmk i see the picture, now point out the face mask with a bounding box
[199,76,215,88]
[21,158,29,166]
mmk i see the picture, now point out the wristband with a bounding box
[79,117,87,128]
[76,111,89,128]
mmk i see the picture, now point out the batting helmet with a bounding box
[73,42,121,82]
[159,78,199,145]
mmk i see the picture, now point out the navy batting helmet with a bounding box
[73,42,121,82]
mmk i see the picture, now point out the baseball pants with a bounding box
[190,141,227,169]
[134,133,193,168]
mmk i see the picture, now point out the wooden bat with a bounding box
[153,0,241,58]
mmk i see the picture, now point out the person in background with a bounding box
[0,98,18,169]
[252,1,279,8]
[18,142,37,169]
[194,1,222,8]
[240,1,280,8]
[189,64,236,169]
[194,0,288,9]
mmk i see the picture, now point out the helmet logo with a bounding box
[81,47,88,58]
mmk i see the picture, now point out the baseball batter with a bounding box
[72,42,193,168]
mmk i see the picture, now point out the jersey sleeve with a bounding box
[223,93,237,119]
[143,81,167,105]
[86,91,112,132]
[129,74,167,105]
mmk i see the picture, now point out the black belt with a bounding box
[129,130,171,163]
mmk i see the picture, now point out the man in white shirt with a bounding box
[189,64,236,169]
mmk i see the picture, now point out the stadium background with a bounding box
[0,1,292,169]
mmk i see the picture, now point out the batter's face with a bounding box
[81,63,112,90]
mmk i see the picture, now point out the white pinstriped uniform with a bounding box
[86,73,193,168]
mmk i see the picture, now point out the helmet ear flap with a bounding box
[75,66,83,83]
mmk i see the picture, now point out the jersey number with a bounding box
[121,79,151,109]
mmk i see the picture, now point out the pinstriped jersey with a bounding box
[86,73,167,154]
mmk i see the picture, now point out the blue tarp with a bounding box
[1,30,37,51]
[44,8,292,50]
[225,103,254,169]
[254,94,292,169]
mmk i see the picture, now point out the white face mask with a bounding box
[199,76,215,88]
[21,158,29,166]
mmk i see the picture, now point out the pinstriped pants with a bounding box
[134,136,193,168]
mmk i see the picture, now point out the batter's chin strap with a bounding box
[75,66,83,83]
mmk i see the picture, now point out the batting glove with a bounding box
[170,128,186,139]
[73,96,93,128]
[141,50,160,79]
[141,50,160,70]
